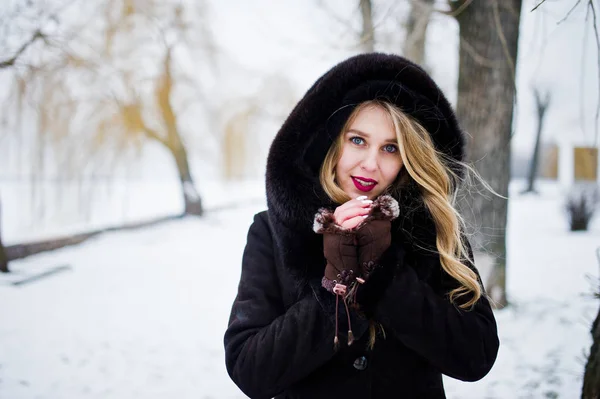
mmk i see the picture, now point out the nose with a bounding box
[360,149,378,173]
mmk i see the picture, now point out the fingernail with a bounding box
[356,195,368,200]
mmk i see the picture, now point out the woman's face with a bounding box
[335,105,403,200]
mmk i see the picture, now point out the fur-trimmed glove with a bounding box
[313,208,360,347]
[354,195,400,281]
[313,195,399,347]
[313,209,359,296]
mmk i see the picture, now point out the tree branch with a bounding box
[531,0,549,12]
[547,0,599,145]
[156,45,178,145]
[315,0,358,36]
[533,86,551,115]
[142,125,170,148]
[442,0,474,18]
[0,30,46,69]
[558,0,584,24]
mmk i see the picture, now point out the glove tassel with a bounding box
[334,294,340,350]
[333,290,354,348]
[344,295,354,345]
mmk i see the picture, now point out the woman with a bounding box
[224,53,499,399]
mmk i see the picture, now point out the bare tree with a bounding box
[451,0,523,308]
[148,46,203,215]
[5,0,214,217]
[0,0,71,273]
[316,0,378,52]
[583,249,600,398]
[0,199,8,273]
[531,2,600,395]
[522,88,551,194]
[0,30,48,69]
[583,304,600,398]
[540,0,599,146]
[403,0,435,65]
[359,0,375,52]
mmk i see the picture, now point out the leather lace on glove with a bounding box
[312,194,399,348]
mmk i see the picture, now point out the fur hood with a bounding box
[265,53,465,249]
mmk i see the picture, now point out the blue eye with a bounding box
[350,136,365,145]
[383,144,398,153]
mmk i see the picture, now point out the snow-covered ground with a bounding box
[0,196,265,399]
[0,179,265,246]
[0,180,598,398]
[1,0,598,396]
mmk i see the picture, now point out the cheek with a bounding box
[382,157,403,182]
[335,149,353,174]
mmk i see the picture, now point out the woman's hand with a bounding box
[334,195,373,230]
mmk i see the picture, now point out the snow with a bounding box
[0,184,266,399]
[1,180,599,398]
[444,180,600,398]
[1,1,600,397]
[0,179,265,245]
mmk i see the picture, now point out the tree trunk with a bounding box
[156,48,203,216]
[0,243,7,273]
[454,0,523,308]
[582,247,600,399]
[403,0,434,66]
[171,135,203,216]
[0,198,9,273]
[523,88,550,194]
[359,0,375,52]
[583,298,600,398]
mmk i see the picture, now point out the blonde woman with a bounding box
[224,53,499,399]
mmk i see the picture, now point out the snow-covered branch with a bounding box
[0,29,47,69]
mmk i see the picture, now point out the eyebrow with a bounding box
[346,129,397,143]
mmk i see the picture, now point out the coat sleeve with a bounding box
[224,212,368,399]
[372,238,499,382]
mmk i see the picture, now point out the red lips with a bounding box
[351,176,377,192]
[353,176,377,183]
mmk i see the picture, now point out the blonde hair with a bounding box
[320,100,482,311]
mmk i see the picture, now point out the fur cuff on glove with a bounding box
[313,208,355,236]
[313,194,400,234]
[357,194,399,228]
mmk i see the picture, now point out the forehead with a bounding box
[347,105,396,140]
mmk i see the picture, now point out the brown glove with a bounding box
[313,207,360,347]
[354,195,399,282]
[356,219,392,279]
[313,208,359,295]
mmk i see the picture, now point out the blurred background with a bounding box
[0,0,599,398]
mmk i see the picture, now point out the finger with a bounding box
[337,202,371,217]
[336,205,371,225]
[336,207,371,226]
[341,214,368,230]
[334,198,373,221]
[335,198,372,214]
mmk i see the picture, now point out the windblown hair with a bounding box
[319,100,482,310]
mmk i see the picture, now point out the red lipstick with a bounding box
[351,176,377,192]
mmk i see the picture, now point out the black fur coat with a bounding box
[224,53,499,399]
